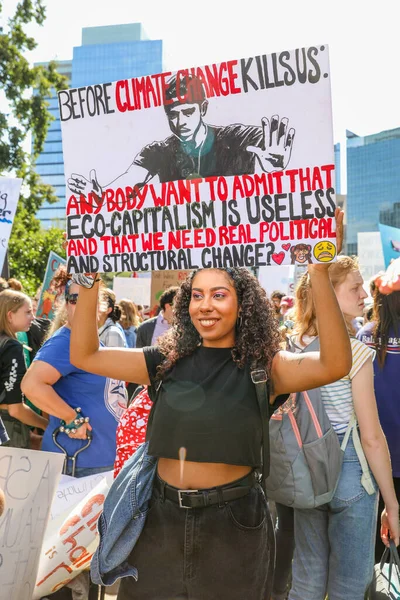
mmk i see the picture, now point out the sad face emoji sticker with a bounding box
[313,241,336,263]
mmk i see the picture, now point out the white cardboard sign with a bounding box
[0,177,22,273]
[0,448,63,599]
[33,474,112,599]
[61,45,337,272]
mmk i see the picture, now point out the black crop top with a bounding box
[143,345,262,467]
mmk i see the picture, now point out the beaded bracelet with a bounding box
[59,407,89,434]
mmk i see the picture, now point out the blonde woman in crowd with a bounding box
[286,257,399,600]
[119,298,142,348]
[0,290,48,447]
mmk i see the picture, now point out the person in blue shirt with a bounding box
[357,286,400,561]
[21,276,127,477]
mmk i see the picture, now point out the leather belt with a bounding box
[155,470,258,509]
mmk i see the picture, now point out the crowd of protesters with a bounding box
[0,231,400,599]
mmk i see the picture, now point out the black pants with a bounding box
[2,413,30,448]
[375,477,400,563]
[272,503,294,600]
[118,475,275,600]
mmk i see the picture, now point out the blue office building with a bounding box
[35,23,162,228]
[346,127,400,255]
[34,59,72,227]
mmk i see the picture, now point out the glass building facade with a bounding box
[33,60,72,226]
[346,127,400,255]
[35,24,162,228]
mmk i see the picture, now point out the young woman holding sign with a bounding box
[70,210,354,599]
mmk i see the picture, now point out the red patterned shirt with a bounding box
[114,386,153,478]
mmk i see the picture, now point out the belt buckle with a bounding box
[178,489,199,509]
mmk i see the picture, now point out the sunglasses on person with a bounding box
[65,293,79,305]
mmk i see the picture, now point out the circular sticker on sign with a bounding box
[313,241,336,263]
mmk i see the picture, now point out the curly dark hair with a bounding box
[373,288,400,369]
[157,267,281,379]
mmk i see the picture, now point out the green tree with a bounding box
[0,0,68,296]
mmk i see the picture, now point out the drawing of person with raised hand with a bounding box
[67,73,295,199]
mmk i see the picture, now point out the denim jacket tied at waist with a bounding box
[90,441,157,586]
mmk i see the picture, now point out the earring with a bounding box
[236,314,242,329]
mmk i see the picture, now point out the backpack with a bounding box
[264,337,374,509]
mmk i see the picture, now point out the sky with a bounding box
[1,0,399,190]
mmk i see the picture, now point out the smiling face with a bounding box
[296,249,309,263]
[334,270,368,319]
[314,240,336,263]
[165,101,207,142]
[189,269,239,348]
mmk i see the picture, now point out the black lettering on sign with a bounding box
[59,82,115,121]
[200,243,275,269]
[240,47,324,92]
[67,255,99,274]
[0,454,30,500]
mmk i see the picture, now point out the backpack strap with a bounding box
[340,411,356,452]
[352,423,376,494]
[340,411,375,495]
[100,323,113,337]
[251,366,270,489]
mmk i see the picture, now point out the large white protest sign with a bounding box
[0,177,22,273]
[61,45,337,272]
[0,448,63,600]
[34,474,112,599]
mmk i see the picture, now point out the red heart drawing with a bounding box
[272,252,285,265]
[282,243,291,251]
